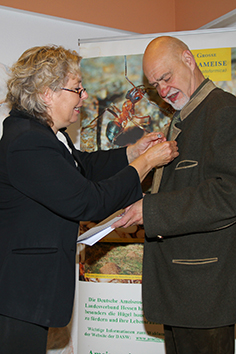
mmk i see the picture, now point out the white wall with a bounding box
[0,5,135,138]
[0,6,135,65]
[200,8,236,29]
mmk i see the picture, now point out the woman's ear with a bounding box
[41,87,53,105]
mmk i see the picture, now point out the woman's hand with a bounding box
[129,140,179,182]
[146,140,179,168]
[126,132,166,163]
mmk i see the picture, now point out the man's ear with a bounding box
[182,50,196,70]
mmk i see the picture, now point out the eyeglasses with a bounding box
[60,87,86,98]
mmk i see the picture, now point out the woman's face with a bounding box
[48,73,88,134]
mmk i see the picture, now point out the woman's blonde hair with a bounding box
[6,45,82,126]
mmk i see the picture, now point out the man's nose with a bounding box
[158,82,170,99]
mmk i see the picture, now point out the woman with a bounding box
[0,45,178,353]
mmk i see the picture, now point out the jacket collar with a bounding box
[180,79,216,121]
[171,80,217,141]
[9,108,55,135]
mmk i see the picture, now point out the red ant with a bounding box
[81,56,153,145]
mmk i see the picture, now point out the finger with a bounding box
[147,132,164,141]
[112,214,132,229]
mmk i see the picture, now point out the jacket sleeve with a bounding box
[7,130,142,222]
[143,102,236,238]
[76,147,129,181]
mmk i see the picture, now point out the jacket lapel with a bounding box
[60,130,86,175]
[151,80,217,194]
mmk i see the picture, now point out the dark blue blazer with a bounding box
[0,109,142,327]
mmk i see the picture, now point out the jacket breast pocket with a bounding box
[12,247,58,255]
[172,257,218,265]
[175,160,198,170]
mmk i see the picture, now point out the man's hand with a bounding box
[112,199,143,229]
[127,132,166,163]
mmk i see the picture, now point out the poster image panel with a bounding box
[80,54,173,152]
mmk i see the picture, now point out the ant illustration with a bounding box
[81,56,155,148]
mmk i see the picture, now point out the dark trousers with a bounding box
[164,324,235,354]
[0,314,48,354]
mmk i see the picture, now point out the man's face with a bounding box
[144,51,195,110]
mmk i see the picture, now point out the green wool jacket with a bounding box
[143,80,236,328]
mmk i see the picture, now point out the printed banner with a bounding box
[77,46,236,354]
[77,282,165,354]
[192,47,232,81]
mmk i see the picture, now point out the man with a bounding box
[113,36,236,353]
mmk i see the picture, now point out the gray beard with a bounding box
[166,92,190,111]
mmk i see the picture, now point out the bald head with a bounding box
[142,36,205,110]
[146,36,189,52]
[143,36,189,74]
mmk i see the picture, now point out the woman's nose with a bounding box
[81,89,88,100]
